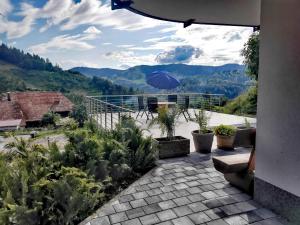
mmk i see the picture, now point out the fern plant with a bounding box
[149,107,178,140]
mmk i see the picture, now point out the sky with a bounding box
[0,0,254,70]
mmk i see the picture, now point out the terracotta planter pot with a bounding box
[234,127,256,148]
[216,135,235,150]
[155,136,190,159]
[191,130,214,154]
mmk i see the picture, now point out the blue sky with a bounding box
[0,0,253,69]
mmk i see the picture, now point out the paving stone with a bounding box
[151,177,164,182]
[90,216,110,225]
[147,188,163,196]
[160,185,175,193]
[206,219,228,225]
[174,183,189,190]
[188,202,208,213]
[173,172,185,178]
[110,212,128,224]
[224,215,248,225]
[121,218,142,225]
[156,209,177,221]
[204,208,226,220]
[173,205,193,217]
[161,179,176,185]
[235,201,257,212]
[217,196,237,205]
[189,211,211,224]
[174,177,188,183]
[221,204,242,216]
[240,211,263,223]
[140,214,160,225]
[156,221,173,225]
[126,208,145,219]
[187,194,205,203]
[97,205,116,217]
[201,191,219,200]
[203,199,223,209]
[148,182,163,189]
[113,203,132,212]
[143,203,162,214]
[254,208,277,219]
[133,192,149,200]
[186,181,200,187]
[201,184,216,191]
[187,187,202,194]
[172,216,195,225]
[119,195,135,203]
[173,196,191,206]
[130,199,148,208]
[160,192,176,200]
[158,200,177,210]
[144,195,162,204]
[173,190,190,198]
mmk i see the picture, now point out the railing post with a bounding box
[111,106,113,130]
[105,104,107,130]
[100,102,102,128]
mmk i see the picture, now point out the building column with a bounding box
[255,0,300,224]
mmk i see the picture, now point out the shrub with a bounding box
[71,104,87,127]
[41,111,61,127]
[214,124,236,136]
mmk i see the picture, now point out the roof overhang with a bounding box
[112,0,261,28]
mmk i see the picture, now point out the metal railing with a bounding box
[86,93,223,130]
[85,97,135,130]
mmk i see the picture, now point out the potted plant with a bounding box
[214,124,237,150]
[150,107,190,159]
[191,109,214,153]
[234,118,256,148]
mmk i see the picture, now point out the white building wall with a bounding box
[256,0,300,197]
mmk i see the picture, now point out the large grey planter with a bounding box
[191,130,214,154]
[234,127,256,148]
[155,136,190,159]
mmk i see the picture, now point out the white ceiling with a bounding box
[127,0,261,27]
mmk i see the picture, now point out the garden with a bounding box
[0,115,157,225]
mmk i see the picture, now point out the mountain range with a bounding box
[72,64,253,99]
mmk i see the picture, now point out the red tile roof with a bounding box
[0,92,73,124]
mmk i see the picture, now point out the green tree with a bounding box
[241,32,260,80]
[41,111,61,127]
[71,104,88,127]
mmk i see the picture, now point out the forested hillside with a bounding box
[73,63,253,99]
[0,44,136,97]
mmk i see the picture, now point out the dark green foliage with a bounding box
[220,86,257,115]
[0,44,137,96]
[41,111,61,127]
[0,116,157,225]
[241,32,260,80]
[70,104,87,127]
[73,64,251,99]
[0,44,61,72]
[214,124,236,136]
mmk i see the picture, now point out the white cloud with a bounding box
[28,33,97,54]
[84,26,102,34]
[0,0,13,16]
[104,51,156,68]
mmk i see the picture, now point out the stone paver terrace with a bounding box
[80,149,287,225]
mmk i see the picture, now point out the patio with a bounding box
[80,150,286,225]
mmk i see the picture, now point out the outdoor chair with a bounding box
[212,133,256,195]
[168,95,177,103]
[136,96,146,119]
[146,97,158,121]
[178,96,191,122]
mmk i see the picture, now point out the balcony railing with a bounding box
[86,93,224,130]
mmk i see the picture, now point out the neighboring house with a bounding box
[0,92,73,129]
